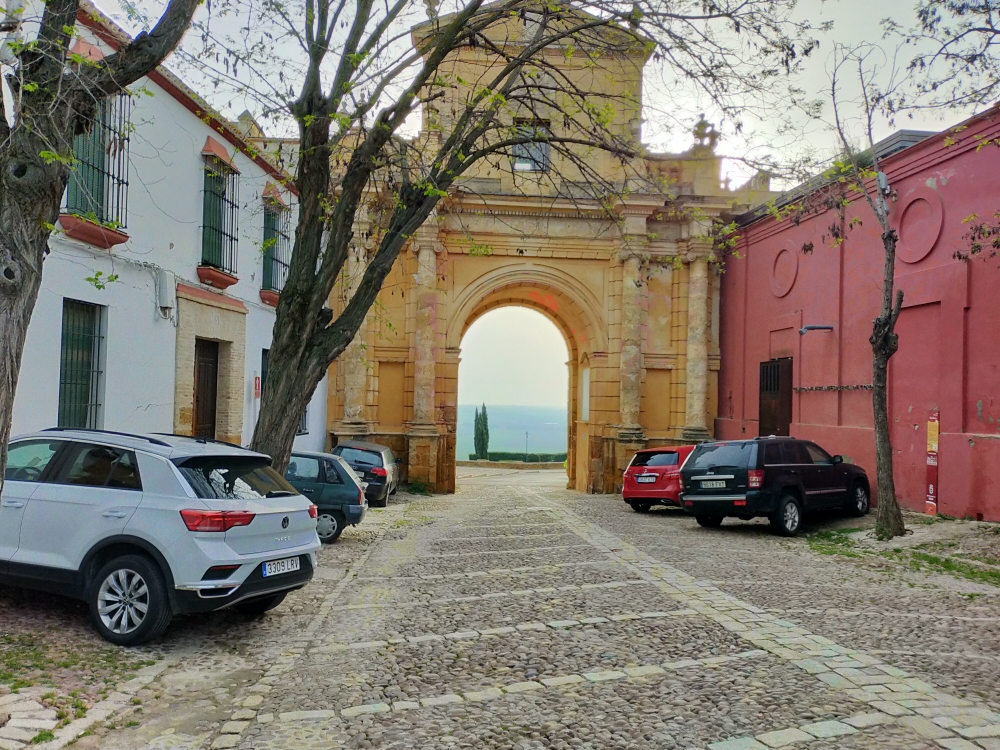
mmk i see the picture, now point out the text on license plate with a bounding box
[262,557,301,577]
[636,475,657,483]
[700,480,727,489]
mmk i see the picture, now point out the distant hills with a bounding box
[457,404,567,458]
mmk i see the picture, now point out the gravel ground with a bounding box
[10,470,1000,750]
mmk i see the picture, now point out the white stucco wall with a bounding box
[10,25,328,451]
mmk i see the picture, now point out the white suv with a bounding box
[0,429,321,646]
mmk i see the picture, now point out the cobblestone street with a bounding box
[11,467,1000,750]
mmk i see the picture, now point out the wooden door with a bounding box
[759,358,792,436]
[194,339,219,439]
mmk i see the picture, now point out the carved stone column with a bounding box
[411,242,439,427]
[618,248,645,442]
[407,221,443,490]
[340,244,371,433]
[682,255,711,442]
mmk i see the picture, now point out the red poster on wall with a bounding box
[926,410,940,515]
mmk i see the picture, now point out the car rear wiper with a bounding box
[266,490,298,498]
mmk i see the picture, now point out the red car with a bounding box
[622,445,696,513]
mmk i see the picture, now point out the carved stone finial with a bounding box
[693,115,720,151]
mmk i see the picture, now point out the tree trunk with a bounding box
[0,127,73,494]
[0,261,46,494]
[250,345,328,473]
[870,228,905,540]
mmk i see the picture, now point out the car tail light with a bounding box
[357,487,365,505]
[370,467,388,477]
[180,509,255,532]
[308,504,318,519]
[678,476,684,491]
[734,499,747,506]
[748,470,764,488]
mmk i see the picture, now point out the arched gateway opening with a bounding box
[457,307,569,467]
[450,266,602,487]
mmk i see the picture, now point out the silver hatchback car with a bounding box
[0,429,321,646]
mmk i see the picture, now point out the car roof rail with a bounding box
[41,427,172,448]
[150,433,246,450]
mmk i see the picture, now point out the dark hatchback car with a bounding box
[679,437,870,536]
[285,452,367,542]
[331,440,400,508]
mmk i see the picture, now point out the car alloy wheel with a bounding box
[317,513,339,541]
[856,486,869,513]
[783,501,800,533]
[97,569,149,635]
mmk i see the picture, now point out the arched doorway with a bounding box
[444,264,608,491]
[457,307,570,472]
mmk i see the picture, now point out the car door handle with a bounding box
[1,500,25,508]
[301,488,316,495]
[102,510,128,519]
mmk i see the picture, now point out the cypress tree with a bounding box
[474,407,484,459]
[480,403,490,458]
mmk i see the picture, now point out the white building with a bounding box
[10,6,327,452]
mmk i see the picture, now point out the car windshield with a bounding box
[335,447,382,467]
[631,452,679,468]
[174,456,298,500]
[686,443,754,471]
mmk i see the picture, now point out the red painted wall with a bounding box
[718,110,1000,519]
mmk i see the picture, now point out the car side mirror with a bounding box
[831,455,843,465]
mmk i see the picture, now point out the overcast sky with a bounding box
[458,308,569,407]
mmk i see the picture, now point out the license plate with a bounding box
[636,475,657,483]
[262,557,300,577]
[700,480,726,489]
[354,471,365,480]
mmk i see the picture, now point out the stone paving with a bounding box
[16,468,1000,749]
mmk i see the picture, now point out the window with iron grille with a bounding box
[65,93,131,228]
[512,119,551,172]
[297,406,309,435]
[202,158,239,274]
[58,299,105,429]
[262,204,291,293]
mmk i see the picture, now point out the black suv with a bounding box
[679,437,870,536]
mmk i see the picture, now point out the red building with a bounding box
[717,109,1000,520]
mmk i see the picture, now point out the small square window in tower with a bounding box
[512,120,551,172]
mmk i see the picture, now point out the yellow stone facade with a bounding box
[325,15,768,492]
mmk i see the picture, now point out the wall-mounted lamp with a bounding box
[799,325,834,335]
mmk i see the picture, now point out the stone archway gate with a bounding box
[325,153,763,492]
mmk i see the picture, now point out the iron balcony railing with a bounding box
[262,204,291,292]
[202,159,240,275]
[64,93,132,228]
